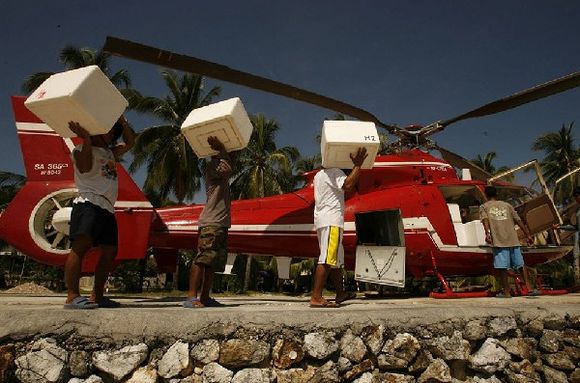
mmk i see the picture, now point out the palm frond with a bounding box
[21,72,54,93]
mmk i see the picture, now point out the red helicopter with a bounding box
[1,37,578,298]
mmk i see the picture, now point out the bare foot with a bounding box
[309,297,339,308]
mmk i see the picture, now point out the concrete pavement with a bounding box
[1,293,578,343]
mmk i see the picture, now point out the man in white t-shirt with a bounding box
[310,147,367,308]
[64,117,134,309]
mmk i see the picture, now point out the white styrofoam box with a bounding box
[453,223,470,246]
[181,97,253,158]
[24,65,128,137]
[454,221,487,246]
[447,203,462,223]
[465,220,487,246]
[321,120,380,169]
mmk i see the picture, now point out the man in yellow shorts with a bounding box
[310,147,367,308]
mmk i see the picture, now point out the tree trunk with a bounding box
[574,232,580,285]
[243,255,253,291]
[137,257,146,293]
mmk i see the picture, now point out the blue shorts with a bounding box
[493,247,524,270]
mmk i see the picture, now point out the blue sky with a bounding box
[2,1,580,201]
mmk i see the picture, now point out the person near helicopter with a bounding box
[310,147,367,308]
[65,116,135,309]
[480,185,538,297]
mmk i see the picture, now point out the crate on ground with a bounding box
[24,65,128,137]
[321,120,380,169]
[181,97,253,158]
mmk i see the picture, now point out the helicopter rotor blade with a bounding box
[436,146,492,181]
[426,71,580,136]
[103,36,398,133]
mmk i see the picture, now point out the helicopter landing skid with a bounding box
[428,270,494,299]
[428,252,569,298]
[428,251,493,299]
[508,270,569,297]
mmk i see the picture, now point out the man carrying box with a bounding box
[184,136,236,308]
[64,117,135,309]
[310,147,367,308]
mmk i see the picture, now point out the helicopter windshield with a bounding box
[438,186,486,223]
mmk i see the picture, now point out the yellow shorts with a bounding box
[317,226,344,268]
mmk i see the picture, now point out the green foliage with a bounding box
[21,45,131,94]
[128,70,221,203]
[532,122,579,204]
[109,259,146,293]
[471,152,514,182]
[0,171,25,211]
[0,171,26,250]
[0,251,64,291]
[176,249,197,291]
[231,114,299,199]
[535,257,576,289]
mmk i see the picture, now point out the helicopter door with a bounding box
[515,194,562,235]
[354,209,406,287]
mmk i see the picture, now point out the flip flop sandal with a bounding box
[64,296,98,310]
[97,297,121,308]
[204,298,225,307]
[336,292,357,304]
[309,300,339,308]
[183,297,205,308]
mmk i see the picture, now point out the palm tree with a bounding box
[128,70,221,203]
[471,152,514,182]
[532,122,579,189]
[295,155,321,174]
[230,114,300,198]
[230,114,299,291]
[292,154,321,190]
[1,171,26,250]
[532,123,580,285]
[0,171,26,210]
[22,45,131,94]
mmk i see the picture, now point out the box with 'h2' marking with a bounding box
[321,120,380,169]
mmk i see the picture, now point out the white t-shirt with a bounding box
[72,145,118,213]
[314,168,347,228]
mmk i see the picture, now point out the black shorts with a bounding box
[69,202,118,246]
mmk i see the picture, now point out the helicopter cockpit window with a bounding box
[438,186,486,223]
[494,186,536,208]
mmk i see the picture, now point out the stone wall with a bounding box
[1,313,579,383]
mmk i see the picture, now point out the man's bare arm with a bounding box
[69,121,93,173]
[343,147,368,192]
[111,116,136,160]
